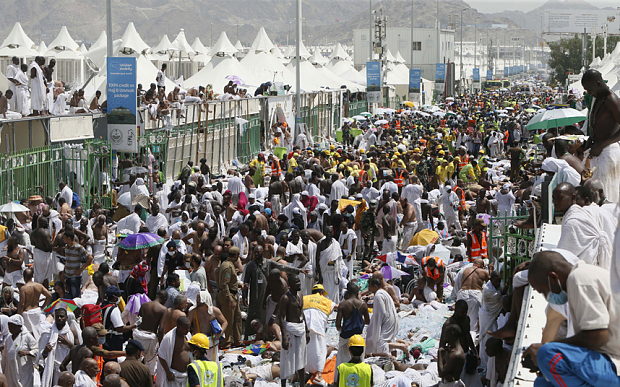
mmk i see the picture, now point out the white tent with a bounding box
[394,51,407,64]
[83,39,123,71]
[241,51,320,92]
[171,29,195,57]
[191,37,210,63]
[150,35,174,61]
[46,26,82,59]
[288,60,343,91]
[326,59,366,86]
[119,22,150,55]
[294,41,312,60]
[235,40,244,52]
[185,55,258,92]
[0,22,38,58]
[329,43,350,61]
[309,49,328,66]
[90,31,107,52]
[37,41,48,56]
[249,27,275,54]
[209,32,237,57]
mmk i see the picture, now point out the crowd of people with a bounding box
[0,68,617,387]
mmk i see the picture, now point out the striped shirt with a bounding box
[65,243,88,278]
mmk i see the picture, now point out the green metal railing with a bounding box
[488,213,536,284]
[348,100,367,117]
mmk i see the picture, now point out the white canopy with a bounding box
[191,37,208,56]
[385,49,397,63]
[209,32,237,57]
[249,27,275,54]
[171,29,195,57]
[90,31,108,52]
[287,60,343,91]
[83,39,123,71]
[394,51,407,64]
[0,22,38,58]
[119,22,150,55]
[241,51,320,92]
[37,41,48,56]
[79,43,88,53]
[46,26,82,59]
[309,49,328,66]
[329,43,350,61]
[150,35,174,61]
[235,40,244,52]
[185,55,258,92]
[294,40,312,60]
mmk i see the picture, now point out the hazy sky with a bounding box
[465,0,619,14]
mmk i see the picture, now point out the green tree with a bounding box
[548,35,620,84]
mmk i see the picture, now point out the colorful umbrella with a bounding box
[360,265,409,280]
[526,108,586,131]
[118,232,165,250]
[44,298,79,313]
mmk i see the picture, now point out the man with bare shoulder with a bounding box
[278,275,309,387]
[188,291,228,361]
[2,237,25,289]
[335,283,370,367]
[182,222,208,254]
[135,290,168,374]
[457,258,489,334]
[18,267,52,342]
[582,69,620,203]
[163,295,187,335]
[438,324,466,386]
[157,316,191,386]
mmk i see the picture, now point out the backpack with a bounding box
[81,304,103,328]
[340,303,365,339]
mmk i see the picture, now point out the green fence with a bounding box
[488,213,536,284]
[348,100,367,117]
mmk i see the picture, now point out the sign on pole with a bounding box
[366,61,382,104]
[473,68,480,82]
[408,69,421,101]
[486,70,493,80]
[435,63,445,92]
[544,10,620,34]
[107,57,138,153]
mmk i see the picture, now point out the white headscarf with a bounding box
[198,291,213,314]
[8,314,23,327]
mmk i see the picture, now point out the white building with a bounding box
[353,27,456,81]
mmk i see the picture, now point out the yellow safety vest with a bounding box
[337,362,372,387]
[187,360,223,387]
[303,294,333,315]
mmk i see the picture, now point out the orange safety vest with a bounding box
[468,230,488,262]
[395,120,401,130]
[271,159,281,177]
[503,131,509,143]
[394,170,404,187]
[422,256,445,281]
[359,170,368,184]
[453,186,466,210]
[458,155,469,169]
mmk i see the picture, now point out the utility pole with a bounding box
[295,0,301,138]
[411,0,414,68]
[592,28,596,63]
[436,0,440,63]
[474,17,477,70]
[460,8,466,92]
[369,0,373,61]
[106,0,113,58]
[603,24,608,57]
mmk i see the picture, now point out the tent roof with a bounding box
[79,43,88,53]
[191,37,208,55]
[37,41,48,55]
[296,41,311,59]
[385,49,397,63]
[1,22,35,50]
[209,32,237,56]
[186,56,258,92]
[235,40,244,51]
[90,31,107,52]
[47,26,80,53]
[84,39,123,71]
[329,43,350,61]
[152,35,174,55]
[120,22,150,55]
[171,29,195,54]
[241,51,320,92]
[249,27,275,54]
[309,49,328,66]
[394,51,406,64]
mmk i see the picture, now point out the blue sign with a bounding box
[107,57,138,153]
[366,61,382,103]
[487,70,493,80]
[409,69,421,94]
[435,63,446,83]
[504,67,508,76]
[473,68,480,82]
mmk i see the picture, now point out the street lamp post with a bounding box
[460,8,466,93]
[474,16,479,70]
[106,0,113,58]
[295,0,301,138]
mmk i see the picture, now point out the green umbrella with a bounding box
[526,108,586,131]
[360,112,373,117]
[445,111,456,116]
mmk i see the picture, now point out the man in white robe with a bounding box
[39,308,74,387]
[116,205,145,234]
[317,232,344,304]
[30,57,46,115]
[3,315,38,387]
[338,222,357,278]
[301,231,317,296]
[74,358,99,387]
[329,175,348,204]
[478,273,504,371]
[6,58,19,111]
[146,204,169,234]
[13,64,30,116]
[366,277,399,355]
[554,183,612,269]
[157,323,189,387]
[303,286,335,385]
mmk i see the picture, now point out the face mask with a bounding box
[546,276,568,305]
[114,298,121,305]
[189,352,195,362]
[98,337,106,345]
[174,239,181,245]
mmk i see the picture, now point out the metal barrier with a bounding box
[488,213,537,284]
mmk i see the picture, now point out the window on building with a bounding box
[412,41,421,51]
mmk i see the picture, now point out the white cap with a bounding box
[445,185,452,191]
[502,183,511,190]
[248,193,256,199]
[301,190,309,196]
[293,208,302,215]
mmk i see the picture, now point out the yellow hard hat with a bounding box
[312,284,328,294]
[325,150,331,156]
[188,333,210,349]
[439,150,445,155]
[330,145,335,150]
[394,151,400,156]
[437,145,442,150]
[348,334,366,347]
[479,149,485,154]
[414,148,420,152]
[360,149,365,153]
